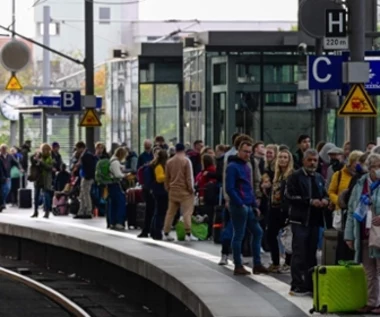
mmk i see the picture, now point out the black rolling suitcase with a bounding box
[212,187,224,244]
[18,188,32,208]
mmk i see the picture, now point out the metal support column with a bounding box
[348,0,366,151]
[43,6,51,96]
[259,51,264,141]
[85,0,95,152]
[9,0,16,146]
[314,38,325,142]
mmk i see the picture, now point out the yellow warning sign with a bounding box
[338,84,377,117]
[79,109,102,127]
[5,75,22,90]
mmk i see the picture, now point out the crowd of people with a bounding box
[3,134,380,312]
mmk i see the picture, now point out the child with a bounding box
[54,163,71,192]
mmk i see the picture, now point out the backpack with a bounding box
[95,158,117,185]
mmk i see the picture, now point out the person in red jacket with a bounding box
[196,154,217,200]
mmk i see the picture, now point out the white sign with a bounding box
[323,37,349,50]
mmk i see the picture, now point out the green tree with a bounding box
[291,25,298,31]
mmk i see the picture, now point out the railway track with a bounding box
[0,266,91,317]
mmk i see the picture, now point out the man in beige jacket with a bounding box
[163,143,198,242]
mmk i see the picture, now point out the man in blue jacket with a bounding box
[226,140,268,276]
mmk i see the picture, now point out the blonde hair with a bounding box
[273,149,294,183]
[40,143,51,154]
[265,144,279,169]
[114,147,127,161]
[348,150,364,167]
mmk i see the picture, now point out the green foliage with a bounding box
[290,25,298,31]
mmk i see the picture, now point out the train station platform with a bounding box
[0,208,368,317]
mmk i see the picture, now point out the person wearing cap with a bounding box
[325,147,345,189]
[162,143,198,242]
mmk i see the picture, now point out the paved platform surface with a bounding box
[0,207,372,317]
[0,256,154,317]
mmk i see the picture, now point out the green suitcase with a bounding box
[310,264,367,314]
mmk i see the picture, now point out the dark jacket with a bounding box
[52,151,63,172]
[20,144,30,170]
[0,154,18,178]
[137,151,154,169]
[293,149,304,170]
[125,151,138,173]
[80,150,96,180]
[343,171,367,206]
[226,156,258,207]
[285,168,329,227]
[54,170,71,191]
[187,150,202,178]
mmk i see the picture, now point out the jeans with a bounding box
[230,205,263,266]
[318,227,324,249]
[221,209,233,255]
[107,183,126,226]
[291,224,319,291]
[34,186,52,213]
[2,179,11,205]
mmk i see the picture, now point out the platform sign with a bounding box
[79,108,101,127]
[5,75,22,90]
[337,84,377,117]
[60,91,81,112]
[324,9,348,50]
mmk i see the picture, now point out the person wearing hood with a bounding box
[318,142,336,180]
[325,147,345,188]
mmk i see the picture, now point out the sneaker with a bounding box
[114,224,125,231]
[234,266,251,276]
[267,264,281,273]
[357,305,376,314]
[185,234,198,242]
[253,265,269,275]
[280,264,290,273]
[218,255,229,266]
[289,287,309,297]
[163,233,175,241]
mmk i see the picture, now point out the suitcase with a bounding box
[18,188,32,209]
[213,206,223,244]
[322,229,339,265]
[310,264,367,314]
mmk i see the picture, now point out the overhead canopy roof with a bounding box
[194,31,315,49]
